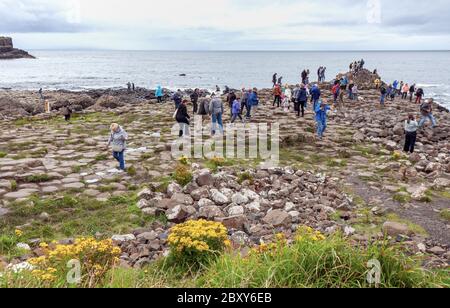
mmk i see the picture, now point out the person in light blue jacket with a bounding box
[314,100,330,140]
[155,86,163,103]
[246,88,259,119]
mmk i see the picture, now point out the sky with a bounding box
[1,0,450,50]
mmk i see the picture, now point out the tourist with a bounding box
[301,70,307,85]
[107,123,128,171]
[132,83,135,92]
[38,88,44,101]
[246,88,259,119]
[61,105,72,122]
[306,69,310,84]
[317,67,322,83]
[409,84,416,102]
[315,100,330,140]
[393,80,399,95]
[227,91,237,112]
[332,82,340,105]
[401,83,409,100]
[310,84,321,111]
[415,87,424,104]
[231,97,243,123]
[389,84,396,101]
[272,73,277,88]
[175,100,190,137]
[240,88,249,115]
[338,85,345,110]
[419,99,437,128]
[321,67,326,82]
[404,114,419,154]
[172,89,183,109]
[296,84,308,117]
[198,96,210,117]
[190,88,200,114]
[283,85,292,112]
[273,84,282,108]
[127,82,131,93]
[155,85,163,103]
[348,81,355,100]
[374,78,382,89]
[278,76,283,85]
[209,93,224,135]
[216,85,221,92]
[399,81,404,95]
[380,85,387,106]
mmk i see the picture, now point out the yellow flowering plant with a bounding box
[27,238,121,287]
[167,220,230,267]
[295,226,326,242]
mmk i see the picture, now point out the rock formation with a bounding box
[0,37,35,60]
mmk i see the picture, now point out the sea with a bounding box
[0,50,449,109]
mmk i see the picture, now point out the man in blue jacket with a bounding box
[246,88,259,119]
[315,100,330,140]
[295,84,308,117]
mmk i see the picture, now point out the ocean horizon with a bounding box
[1,50,449,109]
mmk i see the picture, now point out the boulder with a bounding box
[382,222,412,237]
[262,210,291,227]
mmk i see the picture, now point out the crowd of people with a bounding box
[97,62,440,171]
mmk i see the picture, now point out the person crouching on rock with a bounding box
[61,106,72,122]
[107,123,128,171]
[404,114,419,154]
[175,100,190,137]
[315,100,330,140]
[419,98,437,129]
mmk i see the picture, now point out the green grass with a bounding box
[440,209,450,221]
[0,151,7,158]
[10,180,17,192]
[385,213,428,236]
[237,172,254,185]
[0,193,164,257]
[393,192,412,204]
[24,174,53,183]
[95,154,108,161]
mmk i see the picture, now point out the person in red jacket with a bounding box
[273,84,282,108]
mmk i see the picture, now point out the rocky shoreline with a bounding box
[0,69,449,271]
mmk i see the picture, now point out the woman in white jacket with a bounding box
[283,85,292,112]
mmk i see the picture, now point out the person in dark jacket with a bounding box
[241,88,249,115]
[296,84,308,117]
[380,86,387,106]
[273,84,282,108]
[310,84,321,111]
[272,73,277,88]
[173,89,183,109]
[190,89,200,114]
[415,88,424,104]
[227,91,237,113]
[176,100,190,137]
[409,84,416,102]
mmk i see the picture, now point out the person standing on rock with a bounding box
[310,84,321,111]
[272,73,277,88]
[176,100,190,137]
[295,84,308,117]
[315,100,330,140]
[415,87,424,104]
[409,84,416,102]
[227,91,237,114]
[38,88,44,101]
[283,85,292,112]
[353,84,359,101]
[321,67,326,82]
[127,82,131,93]
[273,84,282,108]
[209,93,224,135]
[155,85,163,103]
[401,83,409,100]
[404,114,419,153]
[380,85,387,107]
[172,89,183,109]
[332,82,340,106]
[107,123,128,171]
[246,88,259,119]
[418,98,437,129]
[240,88,249,115]
[190,88,200,114]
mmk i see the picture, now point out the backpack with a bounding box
[332,85,339,95]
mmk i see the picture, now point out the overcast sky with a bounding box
[1,0,450,50]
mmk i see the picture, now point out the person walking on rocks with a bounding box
[155,85,163,103]
[209,93,224,135]
[418,98,437,129]
[273,84,282,108]
[227,91,237,114]
[353,84,359,101]
[107,123,128,171]
[332,82,340,106]
[415,87,424,104]
[315,100,330,140]
[190,88,200,114]
[172,89,183,109]
[272,73,278,88]
[246,88,259,119]
[175,100,190,137]
[404,114,419,154]
[295,84,308,117]
[231,97,244,123]
[283,85,292,112]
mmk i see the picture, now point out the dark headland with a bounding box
[0,37,35,60]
